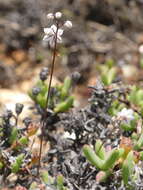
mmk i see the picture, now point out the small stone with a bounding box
[7,173,18,183]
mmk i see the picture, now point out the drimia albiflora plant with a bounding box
[37,12,72,174]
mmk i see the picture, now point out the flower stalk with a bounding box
[37,24,59,175]
[37,12,72,175]
[45,24,59,108]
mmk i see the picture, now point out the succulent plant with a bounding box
[83,140,124,171]
[29,73,74,113]
[29,171,68,190]
[83,138,143,185]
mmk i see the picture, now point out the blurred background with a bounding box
[0,0,143,109]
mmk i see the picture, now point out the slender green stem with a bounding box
[37,23,59,175]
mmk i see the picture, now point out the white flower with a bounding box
[9,156,16,164]
[117,108,134,123]
[43,24,63,47]
[47,13,54,20]
[55,12,62,19]
[63,131,76,140]
[64,20,72,28]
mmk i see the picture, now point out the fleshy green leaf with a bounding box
[54,96,74,113]
[9,127,18,144]
[95,140,106,160]
[11,154,24,173]
[83,145,104,169]
[122,151,135,185]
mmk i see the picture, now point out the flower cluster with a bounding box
[117,108,134,124]
[43,12,72,48]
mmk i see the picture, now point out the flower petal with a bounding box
[43,35,50,41]
[64,20,72,28]
[44,28,53,35]
[55,12,62,19]
[49,38,55,48]
[57,36,62,43]
[58,29,63,36]
[51,25,57,33]
[47,13,54,20]
[117,107,134,122]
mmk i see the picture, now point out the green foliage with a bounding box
[101,149,122,170]
[29,182,38,190]
[83,143,124,171]
[19,136,29,145]
[61,76,72,99]
[11,154,24,173]
[139,151,143,161]
[108,99,124,116]
[83,138,143,185]
[122,151,135,185]
[95,139,106,160]
[0,162,3,169]
[32,170,69,190]
[29,76,74,113]
[109,101,139,133]
[40,170,53,185]
[54,96,74,113]
[83,145,104,170]
[134,133,143,151]
[101,67,117,86]
[56,175,67,190]
[97,60,117,86]
[0,107,34,179]
[105,58,115,68]
[139,58,143,69]
[29,80,48,109]
[128,86,143,113]
[9,127,18,144]
[120,119,137,132]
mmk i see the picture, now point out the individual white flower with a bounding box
[63,131,76,140]
[64,20,72,28]
[55,12,62,19]
[47,13,54,20]
[9,156,16,164]
[43,24,63,47]
[117,108,134,123]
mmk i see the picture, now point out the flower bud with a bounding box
[47,13,54,20]
[39,67,49,81]
[71,71,81,84]
[64,20,72,28]
[15,103,24,115]
[23,117,32,127]
[32,87,41,96]
[55,12,62,19]
[3,110,13,121]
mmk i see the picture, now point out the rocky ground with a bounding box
[1,0,143,189]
